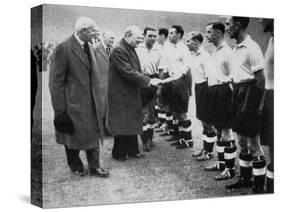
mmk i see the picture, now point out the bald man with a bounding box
[107,26,162,161]
[49,17,109,177]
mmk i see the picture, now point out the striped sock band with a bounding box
[203,131,216,153]
[266,164,274,193]
[157,109,165,124]
[179,119,193,147]
[253,155,266,189]
[216,140,228,170]
[172,119,179,137]
[141,124,148,143]
[239,152,253,180]
[147,123,154,140]
[166,113,173,135]
[224,140,237,171]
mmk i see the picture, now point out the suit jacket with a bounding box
[49,35,104,149]
[94,42,109,118]
[107,38,151,135]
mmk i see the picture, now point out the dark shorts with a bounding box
[232,80,264,137]
[159,73,191,114]
[260,89,274,147]
[140,74,158,108]
[158,81,172,107]
[208,83,233,129]
[168,75,191,114]
[195,81,210,123]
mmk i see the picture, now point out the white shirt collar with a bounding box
[236,34,251,48]
[216,40,227,51]
[74,33,85,47]
[101,41,108,50]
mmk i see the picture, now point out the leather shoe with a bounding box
[170,140,181,146]
[225,177,253,189]
[215,169,235,181]
[196,151,214,161]
[176,140,189,149]
[71,169,87,176]
[70,166,87,176]
[143,142,150,152]
[128,153,145,158]
[251,186,266,194]
[204,162,225,171]
[192,149,204,157]
[90,168,110,178]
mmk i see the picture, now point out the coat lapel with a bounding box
[97,43,109,62]
[70,35,91,71]
[89,46,104,145]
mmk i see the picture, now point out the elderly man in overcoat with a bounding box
[107,26,161,161]
[49,17,109,177]
[94,31,115,135]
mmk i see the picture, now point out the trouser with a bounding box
[64,145,100,170]
[112,135,140,158]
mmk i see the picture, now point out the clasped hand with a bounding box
[149,78,164,87]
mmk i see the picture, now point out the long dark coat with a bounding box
[49,35,104,150]
[107,38,150,135]
[94,42,109,118]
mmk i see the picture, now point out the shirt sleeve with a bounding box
[249,44,265,73]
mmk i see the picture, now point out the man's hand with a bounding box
[149,78,163,87]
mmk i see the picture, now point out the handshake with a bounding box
[149,77,177,87]
[149,78,167,87]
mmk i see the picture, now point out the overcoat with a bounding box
[49,35,104,150]
[107,38,150,135]
[94,42,109,118]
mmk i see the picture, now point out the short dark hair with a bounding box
[188,31,204,43]
[171,25,184,38]
[232,16,250,29]
[158,28,169,38]
[208,21,225,34]
[144,26,156,35]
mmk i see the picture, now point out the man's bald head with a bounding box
[123,26,143,48]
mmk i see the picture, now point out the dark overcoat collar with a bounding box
[70,34,91,71]
[96,42,109,62]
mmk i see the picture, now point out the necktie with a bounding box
[106,46,111,55]
[83,42,91,64]
[83,42,92,78]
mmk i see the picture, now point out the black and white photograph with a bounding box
[30,2,275,208]
[1,0,279,211]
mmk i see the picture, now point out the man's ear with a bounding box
[234,22,242,29]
